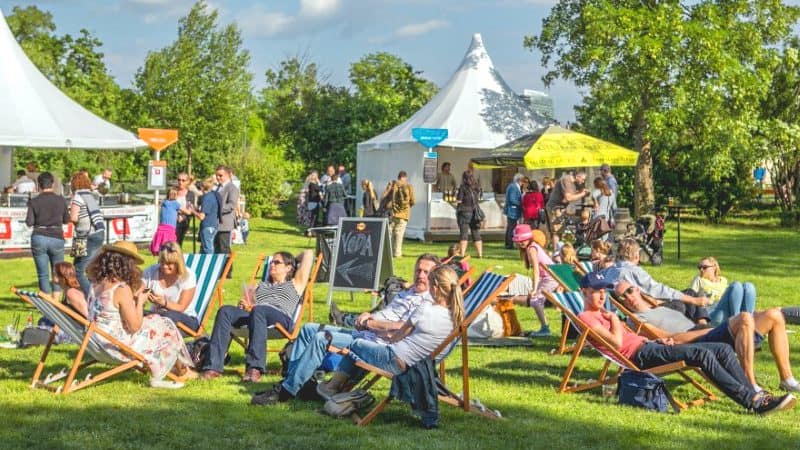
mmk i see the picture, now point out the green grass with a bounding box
[1,210,799,449]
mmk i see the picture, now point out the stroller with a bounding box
[575,215,614,261]
[625,213,665,265]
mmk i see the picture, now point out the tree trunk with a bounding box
[186,144,193,177]
[633,112,654,217]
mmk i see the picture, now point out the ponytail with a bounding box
[449,281,464,328]
[429,265,464,329]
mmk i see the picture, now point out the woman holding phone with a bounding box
[141,241,198,332]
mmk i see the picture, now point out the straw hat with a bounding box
[100,241,144,265]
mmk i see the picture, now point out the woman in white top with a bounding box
[317,265,464,397]
[141,241,198,332]
[592,177,616,222]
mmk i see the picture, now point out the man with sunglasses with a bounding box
[214,165,239,278]
[579,273,795,416]
[616,280,800,394]
[250,253,440,405]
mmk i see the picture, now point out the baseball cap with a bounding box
[580,271,615,290]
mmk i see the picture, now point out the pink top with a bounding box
[527,243,554,283]
[578,310,646,360]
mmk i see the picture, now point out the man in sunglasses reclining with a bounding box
[616,279,800,394]
[579,272,795,416]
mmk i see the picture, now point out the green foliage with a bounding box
[227,140,301,218]
[133,0,252,176]
[528,0,800,218]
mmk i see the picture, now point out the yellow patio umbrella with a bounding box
[472,125,639,169]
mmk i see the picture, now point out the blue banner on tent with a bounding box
[412,128,448,149]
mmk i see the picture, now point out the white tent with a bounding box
[0,8,147,187]
[356,33,549,240]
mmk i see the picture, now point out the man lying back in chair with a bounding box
[616,280,800,395]
[251,253,440,405]
[579,272,795,416]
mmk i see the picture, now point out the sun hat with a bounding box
[100,240,144,265]
[512,224,533,242]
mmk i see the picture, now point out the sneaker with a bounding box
[251,384,292,406]
[527,326,551,338]
[753,392,796,416]
[242,368,262,383]
[779,380,800,393]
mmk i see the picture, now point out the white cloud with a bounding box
[299,0,342,17]
[237,1,344,38]
[369,19,449,44]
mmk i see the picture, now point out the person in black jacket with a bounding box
[455,171,483,258]
[26,172,70,294]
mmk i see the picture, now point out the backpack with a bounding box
[187,337,211,368]
[618,371,674,413]
[323,389,376,418]
[377,276,408,310]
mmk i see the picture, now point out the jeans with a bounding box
[214,231,232,277]
[30,234,65,294]
[176,217,190,246]
[504,217,518,249]
[203,305,292,373]
[709,282,756,326]
[74,231,104,297]
[335,338,405,380]
[388,218,408,257]
[662,299,710,323]
[282,323,358,395]
[634,341,755,409]
[200,226,217,254]
[149,309,199,335]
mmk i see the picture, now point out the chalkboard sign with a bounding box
[423,151,438,184]
[327,218,393,299]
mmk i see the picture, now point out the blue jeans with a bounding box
[634,341,756,409]
[709,282,756,326]
[282,323,358,395]
[30,234,65,294]
[335,339,405,379]
[199,226,217,254]
[203,305,292,373]
[74,231,104,297]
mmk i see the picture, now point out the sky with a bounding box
[0,0,580,122]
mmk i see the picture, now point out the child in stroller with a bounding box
[575,209,613,260]
[624,212,665,265]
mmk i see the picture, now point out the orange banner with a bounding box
[138,128,179,152]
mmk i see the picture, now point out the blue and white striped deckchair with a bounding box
[329,270,514,426]
[181,252,234,337]
[11,288,184,394]
[576,261,593,275]
[543,290,717,409]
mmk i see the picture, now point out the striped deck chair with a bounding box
[575,261,593,275]
[11,288,186,394]
[542,264,583,355]
[543,290,717,410]
[179,252,235,338]
[231,253,323,358]
[328,270,514,426]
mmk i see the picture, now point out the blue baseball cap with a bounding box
[580,271,615,290]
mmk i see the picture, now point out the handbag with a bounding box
[470,188,485,222]
[323,389,376,417]
[617,371,676,413]
[70,234,89,258]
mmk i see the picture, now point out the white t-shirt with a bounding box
[141,264,198,318]
[390,302,454,367]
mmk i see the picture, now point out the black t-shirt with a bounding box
[26,192,69,240]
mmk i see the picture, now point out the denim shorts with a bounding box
[696,322,764,347]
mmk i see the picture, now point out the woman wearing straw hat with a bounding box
[507,224,557,337]
[86,241,194,388]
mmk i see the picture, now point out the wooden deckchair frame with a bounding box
[231,253,323,353]
[543,290,718,410]
[11,288,187,395]
[327,270,515,426]
[177,252,236,338]
[542,264,583,355]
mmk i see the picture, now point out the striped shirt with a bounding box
[254,280,301,319]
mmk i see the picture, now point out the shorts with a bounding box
[695,321,764,347]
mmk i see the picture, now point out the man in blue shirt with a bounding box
[504,173,523,249]
[601,164,618,197]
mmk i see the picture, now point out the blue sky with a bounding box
[1,0,578,121]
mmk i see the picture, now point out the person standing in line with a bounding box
[504,173,523,250]
[192,179,220,255]
[522,179,545,228]
[324,173,347,225]
[338,165,352,195]
[26,172,69,294]
[174,173,197,246]
[386,171,415,258]
[215,165,239,278]
[361,179,379,217]
[455,171,483,258]
[600,164,618,197]
[70,172,106,297]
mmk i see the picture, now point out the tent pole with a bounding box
[0,146,13,189]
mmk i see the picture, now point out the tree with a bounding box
[527,0,800,216]
[5,5,63,81]
[134,1,252,176]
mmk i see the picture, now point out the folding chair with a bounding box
[11,288,186,394]
[543,290,717,410]
[542,264,583,355]
[328,270,515,426]
[574,261,593,275]
[178,252,235,338]
[231,253,323,357]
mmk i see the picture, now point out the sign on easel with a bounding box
[327,218,393,304]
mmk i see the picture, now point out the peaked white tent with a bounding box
[0,8,147,187]
[356,33,549,240]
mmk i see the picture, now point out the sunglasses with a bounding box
[698,264,713,270]
[178,178,189,182]
[270,259,286,266]
[620,286,636,298]
[162,242,179,252]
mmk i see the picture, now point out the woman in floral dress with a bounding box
[86,241,194,389]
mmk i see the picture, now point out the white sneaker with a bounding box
[779,380,800,393]
[150,379,185,389]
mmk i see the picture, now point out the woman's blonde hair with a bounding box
[429,265,464,328]
[594,177,611,196]
[362,179,376,201]
[700,256,721,280]
[158,241,188,280]
[560,243,578,265]
[616,238,640,262]
[166,187,178,201]
[590,239,612,257]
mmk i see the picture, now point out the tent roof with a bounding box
[359,33,550,150]
[0,8,147,150]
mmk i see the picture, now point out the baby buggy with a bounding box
[625,213,665,265]
[574,216,614,260]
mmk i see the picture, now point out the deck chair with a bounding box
[11,288,186,394]
[178,252,235,338]
[575,261,593,275]
[231,253,323,357]
[328,270,514,426]
[543,290,718,410]
[542,264,584,355]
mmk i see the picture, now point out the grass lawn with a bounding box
[1,210,799,449]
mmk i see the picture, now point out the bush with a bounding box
[229,143,301,218]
